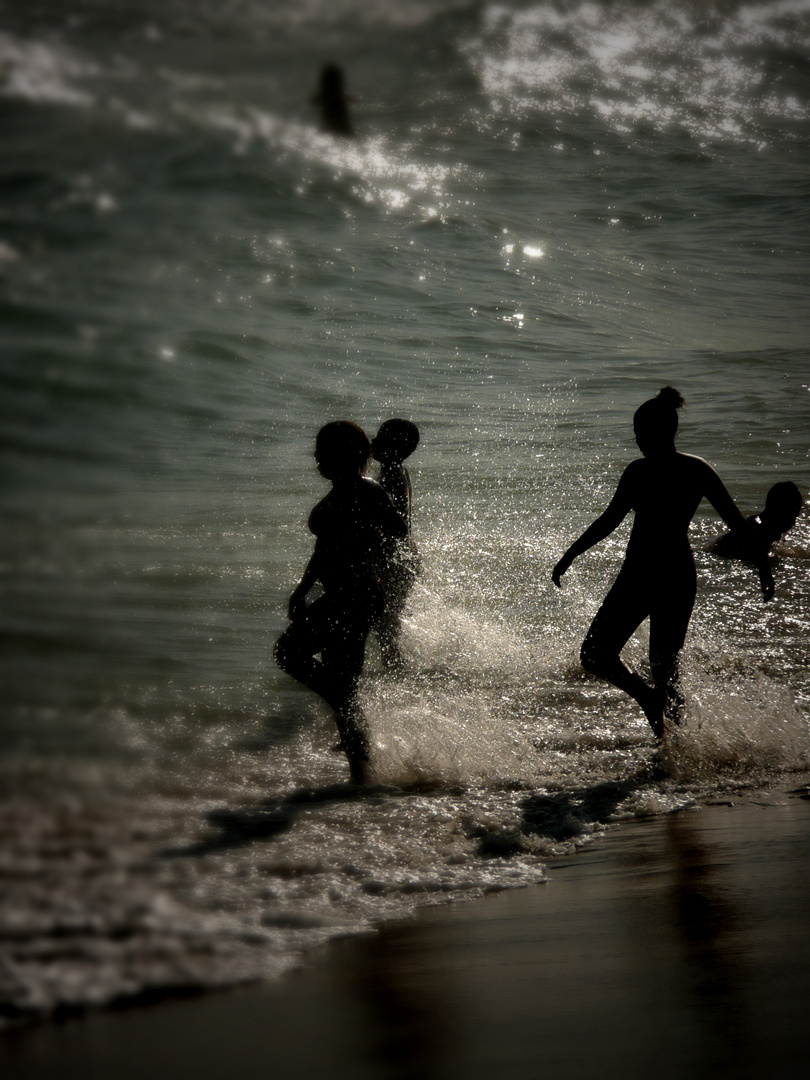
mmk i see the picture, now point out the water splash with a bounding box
[666,649,810,780]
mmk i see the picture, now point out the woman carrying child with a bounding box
[275,421,407,782]
[552,387,766,738]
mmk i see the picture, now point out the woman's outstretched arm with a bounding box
[552,471,633,586]
[702,463,747,533]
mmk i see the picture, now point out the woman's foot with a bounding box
[335,705,370,784]
[664,686,686,729]
[639,685,666,739]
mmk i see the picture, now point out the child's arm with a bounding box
[708,510,774,601]
[381,465,411,524]
[757,558,775,602]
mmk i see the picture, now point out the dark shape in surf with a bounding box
[312,63,354,137]
[552,387,767,739]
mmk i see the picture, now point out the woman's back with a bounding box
[622,452,722,558]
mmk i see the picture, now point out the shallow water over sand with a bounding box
[3,795,809,1079]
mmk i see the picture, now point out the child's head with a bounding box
[764,481,804,534]
[372,419,420,464]
[315,421,371,480]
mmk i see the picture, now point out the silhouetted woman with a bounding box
[275,421,406,782]
[552,387,764,738]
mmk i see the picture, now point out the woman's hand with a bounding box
[287,584,309,621]
[552,553,572,587]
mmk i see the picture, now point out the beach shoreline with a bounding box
[3,782,809,1080]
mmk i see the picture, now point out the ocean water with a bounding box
[1,0,809,1027]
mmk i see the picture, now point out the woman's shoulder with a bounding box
[675,452,722,479]
[677,451,712,466]
[617,457,648,486]
[356,476,390,505]
[308,490,333,532]
[621,452,716,488]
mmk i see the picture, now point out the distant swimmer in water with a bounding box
[552,387,766,739]
[274,421,407,783]
[710,480,803,600]
[312,63,354,137]
[371,419,421,673]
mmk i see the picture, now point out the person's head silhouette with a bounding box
[371,419,420,465]
[315,421,370,481]
[633,386,684,457]
[763,480,803,537]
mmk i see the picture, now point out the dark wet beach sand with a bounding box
[3,791,809,1080]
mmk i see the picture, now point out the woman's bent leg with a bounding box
[322,593,381,783]
[580,578,664,737]
[274,598,347,710]
[275,589,380,783]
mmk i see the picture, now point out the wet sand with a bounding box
[2,790,809,1080]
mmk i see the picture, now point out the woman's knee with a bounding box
[579,637,598,674]
[274,632,293,672]
[580,634,614,677]
[650,650,680,687]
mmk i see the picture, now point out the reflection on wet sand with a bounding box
[2,798,808,1079]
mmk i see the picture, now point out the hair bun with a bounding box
[657,386,684,409]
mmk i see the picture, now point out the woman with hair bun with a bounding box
[552,387,765,739]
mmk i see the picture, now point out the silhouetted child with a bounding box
[274,421,406,783]
[371,419,421,673]
[710,480,803,600]
[312,64,354,137]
